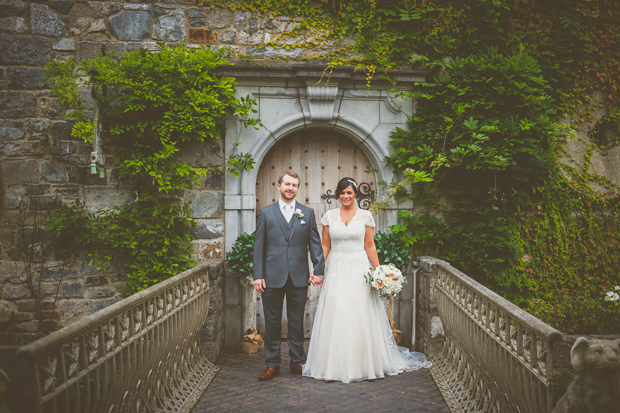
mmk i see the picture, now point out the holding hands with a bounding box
[254,274,322,293]
[309,273,324,287]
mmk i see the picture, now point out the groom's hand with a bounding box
[310,275,323,287]
[254,279,266,293]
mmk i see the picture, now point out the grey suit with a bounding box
[253,202,325,369]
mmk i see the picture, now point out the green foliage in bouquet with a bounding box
[226,232,256,281]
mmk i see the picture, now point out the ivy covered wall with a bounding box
[0,0,619,349]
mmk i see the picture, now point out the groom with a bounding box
[253,171,325,381]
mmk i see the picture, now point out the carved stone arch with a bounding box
[235,114,393,210]
[222,67,421,348]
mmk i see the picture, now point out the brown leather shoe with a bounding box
[290,364,303,375]
[258,367,280,381]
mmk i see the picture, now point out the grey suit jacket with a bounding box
[253,202,325,288]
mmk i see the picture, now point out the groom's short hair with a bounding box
[278,171,300,185]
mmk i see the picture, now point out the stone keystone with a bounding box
[109,11,151,41]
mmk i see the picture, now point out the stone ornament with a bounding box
[384,95,406,114]
[551,337,620,413]
[307,84,338,121]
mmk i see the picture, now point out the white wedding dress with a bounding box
[302,208,431,383]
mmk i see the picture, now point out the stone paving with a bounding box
[192,341,450,413]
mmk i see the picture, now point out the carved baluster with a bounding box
[189,280,195,298]
[146,301,154,327]
[60,345,75,412]
[98,325,110,409]
[517,324,524,363]
[156,295,164,320]
[86,325,102,406]
[40,355,58,406]
[166,291,173,314]
[117,314,128,383]
[510,320,518,354]
[174,287,181,308]
[81,333,96,412]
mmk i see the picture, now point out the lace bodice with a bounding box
[321,208,375,254]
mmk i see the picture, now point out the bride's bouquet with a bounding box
[365,264,406,300]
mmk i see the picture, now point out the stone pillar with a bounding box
[201,261,225,362]
[415,256,445,359]
[392,264,413,349]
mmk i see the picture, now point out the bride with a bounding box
[302,177,431,383]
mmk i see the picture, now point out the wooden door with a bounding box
[255,130,376,338]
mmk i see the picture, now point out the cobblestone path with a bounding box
[192,341,449,412]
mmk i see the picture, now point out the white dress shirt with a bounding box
[278,198,296,223]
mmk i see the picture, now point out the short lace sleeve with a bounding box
[321,209,333,226]
[362,210,376,227]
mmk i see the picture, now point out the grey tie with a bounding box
[285,210,294,235]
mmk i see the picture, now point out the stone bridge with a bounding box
[12,257,567,413]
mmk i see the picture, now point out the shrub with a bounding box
[226,232,255,281]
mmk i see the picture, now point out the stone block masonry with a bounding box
[0,0,274,338]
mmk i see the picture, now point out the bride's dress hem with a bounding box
[302,362,433,384]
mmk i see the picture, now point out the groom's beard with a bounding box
[280,190,297,202]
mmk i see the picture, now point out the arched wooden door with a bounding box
[255,129,376,338]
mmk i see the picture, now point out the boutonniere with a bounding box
[294,208,304,218]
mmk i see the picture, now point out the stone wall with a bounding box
[2,0,620,359]
[0,0,264,345]
[0,0,336,64]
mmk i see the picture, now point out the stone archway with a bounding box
[254,128,378,338]
[221,71,419,348]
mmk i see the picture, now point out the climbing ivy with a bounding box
[201,0,620,117]
[384,48,572,285]
[44,44,260,295]
[196,0,620,333]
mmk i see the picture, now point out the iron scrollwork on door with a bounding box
[321,182,375,210]
[356,182,375,210]
[321,189,337,203]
